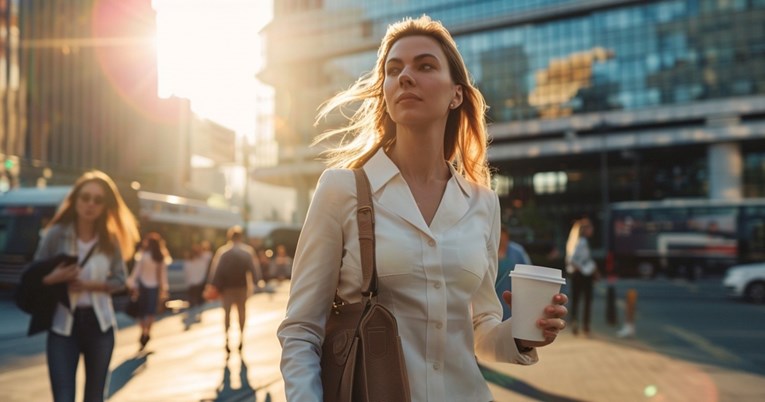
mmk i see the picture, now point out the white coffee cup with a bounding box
[510,264,566,342]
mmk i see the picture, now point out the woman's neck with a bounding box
[76,220,97,242]
[388,126,449,184]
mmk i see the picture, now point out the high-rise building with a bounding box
[259,0,765,254]
[7,0,193,194]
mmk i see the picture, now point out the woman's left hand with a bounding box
[502,291,568,348]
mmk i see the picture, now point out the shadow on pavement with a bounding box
[205,359,273,402]
[107,353,149,398]
[479,363,585,402]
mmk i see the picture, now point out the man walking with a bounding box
[209,226,260,355]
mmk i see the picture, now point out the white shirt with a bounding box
[278,149,537,402]
[74,238,98,307]
[183,256,208,285]
[128,253,168,290]
[568,238,596,276]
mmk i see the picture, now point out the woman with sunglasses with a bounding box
[34,170,139,402]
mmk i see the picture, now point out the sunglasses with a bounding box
[78,192,105,206]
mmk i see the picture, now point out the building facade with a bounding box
[259,0,765,255]
[0,0,202,196]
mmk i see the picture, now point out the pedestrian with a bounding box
[495,225,533,320]
[183,242,208,323]
[127,232,170,350]
[33,170,139,402]
[565,216,598,336]
[256,248,271,281]
[270,244,293,283]
[277,15,568,402]
[209,225,260,355]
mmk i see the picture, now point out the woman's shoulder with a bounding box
[42,223,69,238]
[465,179,499,206]
[315,168,356,195]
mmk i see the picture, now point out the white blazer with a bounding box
[278,149,538,402]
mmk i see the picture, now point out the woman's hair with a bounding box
[143,232,170,263]
[47,170,140,259]
[315,15,491,187]
[565,218,591,262]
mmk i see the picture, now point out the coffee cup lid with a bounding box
[509,264,566,285]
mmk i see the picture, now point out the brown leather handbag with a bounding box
[320,168,411,402]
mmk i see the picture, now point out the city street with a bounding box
[0,286,289,402]
[584,277,765,376]
[0,277,764,401]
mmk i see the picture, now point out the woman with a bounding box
[270,244,293,282]
[128,232,170,350]
[34,170,139,402]
[565,217,597,336]
[277,16,568,402]
[183,242,209,324]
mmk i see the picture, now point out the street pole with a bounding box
[243,138,250,237]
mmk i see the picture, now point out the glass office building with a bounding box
[260,0,765,254]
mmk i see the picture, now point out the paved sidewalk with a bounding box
[3,281,764,401]
[483,330,765,402]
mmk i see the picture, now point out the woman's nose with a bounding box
[398,68,415,87]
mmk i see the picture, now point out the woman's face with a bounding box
[75,181,107,225]
[383,35,462,128]
[581,220,594,237]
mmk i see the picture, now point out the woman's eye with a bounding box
[386,67,400,75]
[421,64,434,71]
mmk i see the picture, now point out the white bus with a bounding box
[0,186,243,290]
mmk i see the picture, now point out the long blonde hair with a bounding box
[47,170,140,260]
[314,15,491,187]
[565,218,591,263]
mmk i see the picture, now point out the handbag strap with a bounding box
[78,243,98,267]
[353,168,377,298]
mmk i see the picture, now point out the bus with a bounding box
[0,186,243,290]
[610,198,765,279]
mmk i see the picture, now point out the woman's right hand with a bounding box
[42,262,79,285]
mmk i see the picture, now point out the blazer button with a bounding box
[428,239,436,247]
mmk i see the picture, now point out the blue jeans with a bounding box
[47,307,115,402]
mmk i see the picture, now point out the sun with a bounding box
[153,0,273,135]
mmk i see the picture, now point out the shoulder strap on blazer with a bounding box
[353,168,377,298]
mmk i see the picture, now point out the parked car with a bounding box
[723,262,765,303]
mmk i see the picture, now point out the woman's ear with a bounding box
[451,85,464,109]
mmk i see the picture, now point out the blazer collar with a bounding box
[363,148,473,198]
[362,148,473,238]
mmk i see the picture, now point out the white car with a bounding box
[723,262,765,303]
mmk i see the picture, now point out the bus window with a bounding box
[742,206,765,261]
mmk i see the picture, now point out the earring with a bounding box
[449,103,455,109]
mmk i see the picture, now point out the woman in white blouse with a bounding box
[34,170,139,402]
[565,217,597,336]
[277,15,568,402]
[127,232,170,350]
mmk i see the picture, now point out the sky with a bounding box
[153,0,273,137]
[153,0,296,222]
